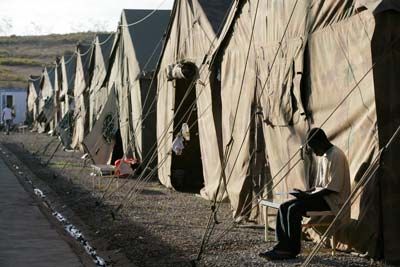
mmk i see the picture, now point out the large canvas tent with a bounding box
[27,75,41,126]
[88,33,115,132]
[37,66,56,133]
[53,57,62,131]
[84,9,170,165]
[204,0,400,263]
[156,0,233,192]
[57,54,77,148]
[71,43,93,151]
[59,54,77,118]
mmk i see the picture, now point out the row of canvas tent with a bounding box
[27,9,171,167]
[26,0,400,264]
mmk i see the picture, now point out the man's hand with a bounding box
[293,188,314,193]
[292,188,333,200]
[291,188,311,199]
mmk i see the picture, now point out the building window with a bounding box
[6,95,13,108]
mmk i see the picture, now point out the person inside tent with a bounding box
[259,128,350,260]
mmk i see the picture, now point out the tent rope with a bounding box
[142,35,165,72]
[119,14,235,198]
[130,34,167,135]
[31,31,117,206]
[113,88,209,210]
[204,26,400,251]
[33,137,56,155]
[126,103,213,206]
[29,76,42,82]
[99,102,212,204]
[88,31,173,202]
[90,13,216,165]
[41,45,94,170]
[75,44,94,57]
[196,0,262,261]
[107,1,235,207]
[119,0,170,27]
[113,69,217,210]
[97,33,115,46]
[198,0,393,253]
[130,0,233,140]
[195,0,301,259]
[64,53,77,65]
[130,14,202,136]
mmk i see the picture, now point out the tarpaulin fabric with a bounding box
[56,110,74,149]
[42,95,55,123]
[122,9,170,164]
[27,78,40,114]
[103,38,125,156]
[156,0,233,193]
[356,0,400,13]
[218,0,259,218]
[304,12,379,255]
[60,55,76,118]
[209,0,400,262]
[71,44,93,151]
[38,67,55,115]
[88,34,115,132]
[27,76,41,126]
[137,75,159,171]
[98,9,169,167]
[83,89,118,165]
[53,62,62,131]
[37,67,56,132]
[369,10,400,263]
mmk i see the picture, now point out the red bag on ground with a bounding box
[114,157,138,177]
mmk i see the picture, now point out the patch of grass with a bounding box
[0,49,11,57]
[0,57,42,67]
[0,72,26,82]
[0,68,12,75]
[0,81,26,88]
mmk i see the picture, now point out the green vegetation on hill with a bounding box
[0,68,25,82]
[0,32,107,88]
[0,57,42,67]
[0,32,97,45]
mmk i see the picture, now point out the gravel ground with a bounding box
[0,131,392,267]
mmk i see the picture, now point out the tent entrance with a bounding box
[111,129,124,164]
[171,79,204,193]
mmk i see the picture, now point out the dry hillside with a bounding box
[0,32,105,88]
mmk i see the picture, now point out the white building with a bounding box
[0,88,27,125]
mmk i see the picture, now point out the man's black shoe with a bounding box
[258,249,296,260]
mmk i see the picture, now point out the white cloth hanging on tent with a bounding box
[181,123,190,141]
[172,135,185,155]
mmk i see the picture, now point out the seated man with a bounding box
[259,128,350,260]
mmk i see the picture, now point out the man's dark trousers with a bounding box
[5,119,11,135]
[274,196,330,255]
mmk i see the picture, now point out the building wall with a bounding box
[0,88,27,125]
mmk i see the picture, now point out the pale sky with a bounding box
[0,0,174,36]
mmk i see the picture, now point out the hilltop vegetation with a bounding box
[0,32,106,88]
